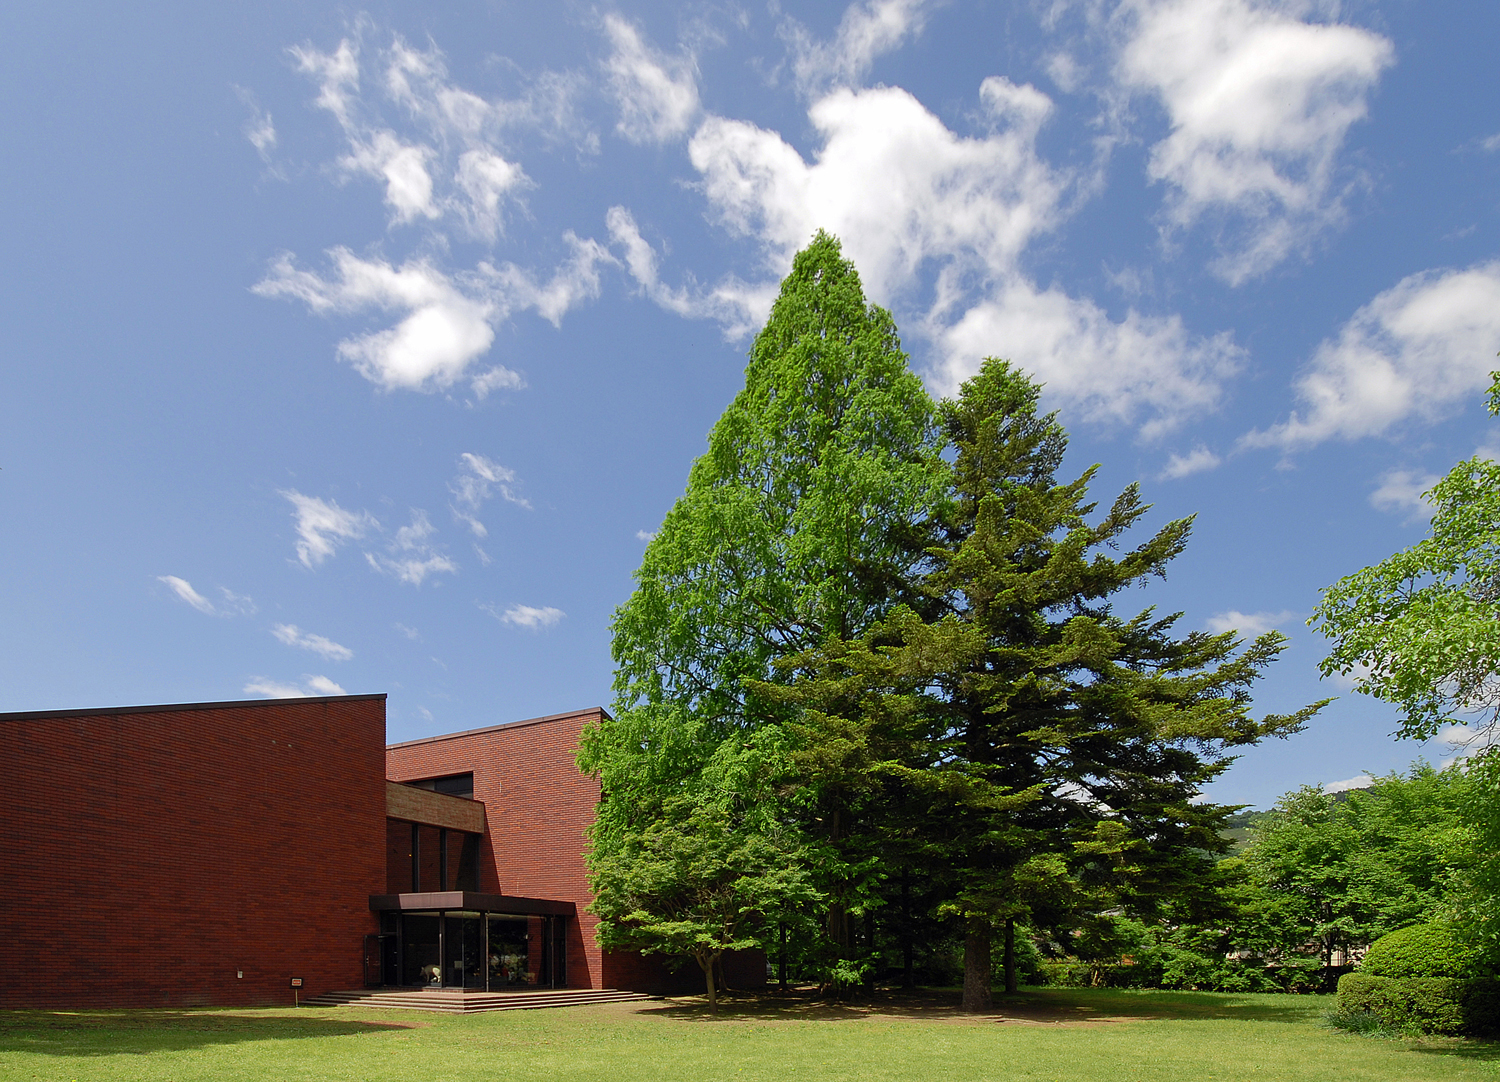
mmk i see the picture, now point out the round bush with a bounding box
[1361,923,1478,980]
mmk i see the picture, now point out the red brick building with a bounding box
[0,694,762,1008]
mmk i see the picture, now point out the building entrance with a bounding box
[380,909,568,990]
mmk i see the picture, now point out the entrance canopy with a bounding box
[369,891,574,916]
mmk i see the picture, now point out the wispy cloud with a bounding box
[450,452,529,536]
[1204,609,1297,636]
[235,86,279,169]
[255,240,611,394]
[1243,262,1500,450]
[158,575,217,615]
[1369,468,1439,521]
[1115,0,1394,283]
[1159,445,1221,480]
[636,529,657,542]
[1323,773,1373,794]
[780,0,931,96]
[157,576,256,617]
[601,15,700,144]
[483,602,565,629]
[281,490,376,568]
[394,622,420,640]
[259,30,612,398]
[271,623,354,661]
[365,509,458,585]
[243,674,348,698]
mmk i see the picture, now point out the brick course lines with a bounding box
[0,695,387,1008]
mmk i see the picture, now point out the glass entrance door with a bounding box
[401,914,441,986]
[444,913,485,989]
[486,915,543,988]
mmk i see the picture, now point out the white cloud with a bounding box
[605,206,756,327]
[216,587,258,616]
[1116,0,1394,283]
[254,239,611,393]
[455,149,527,240]
[684,79,1240,435]
[365,509,458,585]
[243,674,348,698]
[1244,262,1500,449]
[1204,609,1297,635]
[271,623,354,662]
[485,603,565,629]
[254,250,497,392]
[1323,773,1373,794]
[235,86,278,165]
[281,490,376,568]
[936,277,1242,438]
[636,529,657,542]
[470,365,525,400]
[602,15,700,144]
[450,453,529,535]
[158,576,217,616]
[1159,444,1221,479]
[394,622,421,640]
[1369,468,1438,520]
[292,36,541,235]
[781,0,931,95]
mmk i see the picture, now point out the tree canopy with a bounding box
[582,233,1315,1008]
[1311,377,1500,742]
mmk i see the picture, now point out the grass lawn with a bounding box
[2,987,1497,1082]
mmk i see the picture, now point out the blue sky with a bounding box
[2,0,1497,809]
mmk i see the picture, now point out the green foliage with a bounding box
[583,233,943,991]
[587,730,821,1008]
[1238,765,1471,977]
[1453,748,1500,969]
[1362,924,1479,980]
[1335,973,1469,1036]
[763,359,1322,1006]
[1311,376,1500,743]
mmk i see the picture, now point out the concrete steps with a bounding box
[302,987,655,1013]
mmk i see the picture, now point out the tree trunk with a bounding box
[901,874,914,991]
[1003,918,1018,994]
[696,951,719,1011]
[715,954,732,995]
[961,916,993,1013]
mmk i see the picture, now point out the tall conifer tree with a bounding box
[765,360,1325,1009]
[581,233,943,992]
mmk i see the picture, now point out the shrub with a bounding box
[1362,923,1477,980]
[1337,972,1474,1036]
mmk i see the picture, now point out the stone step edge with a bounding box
[302,990,655,1013]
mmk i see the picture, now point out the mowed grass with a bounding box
[2,987,1498,1082]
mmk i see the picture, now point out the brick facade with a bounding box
[0,695,387,1008]
[385,709,766,995]
[0,695,763,1007]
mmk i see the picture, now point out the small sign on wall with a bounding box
[289,977,303,988]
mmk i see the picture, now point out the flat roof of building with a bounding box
[0,693,387,722]
[386,707,613,751]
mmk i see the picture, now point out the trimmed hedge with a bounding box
[1362,924,1478,980]
[1337,972,1500,1036]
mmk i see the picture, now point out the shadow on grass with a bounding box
[1403,1039,1500,1061]
[0,1009,416,1057]
[637,986,1331,1026]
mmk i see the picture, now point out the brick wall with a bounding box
[0,695,387,1008]
[386,709,766,995]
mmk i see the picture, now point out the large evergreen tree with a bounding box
[766,360,1324,1010]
